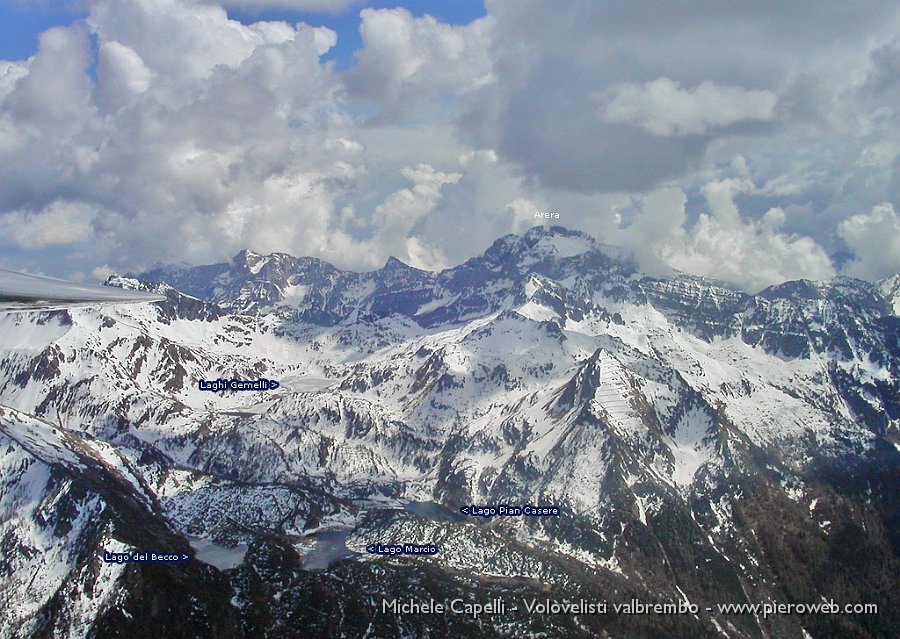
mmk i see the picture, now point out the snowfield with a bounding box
[0,226,896,639]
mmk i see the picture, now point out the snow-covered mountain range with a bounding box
[1,226,897,638]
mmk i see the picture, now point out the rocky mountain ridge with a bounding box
[0,225,897,638]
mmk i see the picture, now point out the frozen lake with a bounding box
[279,375,338,392]
[403,501,465,522]
[299,502,459,572]
[188,536,248,570]
[303,528,358,571]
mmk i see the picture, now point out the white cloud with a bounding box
[369,164,461,265]
[0,0,898,289]
[0,61,27,99]
[460,0,900,204]
[599,78,778,137]
[667,208,836,292]
[346,8,492,121]
[506,198,544,234]
[90,265,115,281]
[403,146,569,266]
[0,0,359,272]
[372,165,462,229]
[838,202,900,280]
[7,25,94,127]
[96,41,154,112]
[405,236,448,271]
[0,200,95,249]
[214,0,361,13]
[622,181,836,292]
[88,0,316,87]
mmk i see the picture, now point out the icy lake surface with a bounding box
[403,501,465,522]
[188,536,248,570]
[303,528,358,571]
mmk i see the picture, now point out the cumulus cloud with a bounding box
[0,0,898,289]
[622,180,836,292]
[405,147,570,265]
[838,203,900,280]
[0,200,95,249]
[346,8,492,122]
[405,235,448,272]
[0,0,364,271]
[95,41,154,112]
[88,0,306,85]
[213,0,361,13]
[599,78,777,137]
[372,165,461,229]
[368,164,461,266]
[458,0,900,200]
[6,25,94,128]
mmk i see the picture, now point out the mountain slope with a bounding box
[1,225,897,638]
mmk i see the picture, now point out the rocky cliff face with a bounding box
[1,226,897,638]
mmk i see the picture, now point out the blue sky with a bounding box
[0,2,85,61]
[0,1,487,69]
[235,1,487,70]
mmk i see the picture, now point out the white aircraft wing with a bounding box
[0,268,165,311]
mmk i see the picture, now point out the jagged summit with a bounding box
[1,224,898,638]
[232,249,264,268]
[381,255,424,272]
[123,227,897,342]
[132,227,899,315]
[124,227,630,322]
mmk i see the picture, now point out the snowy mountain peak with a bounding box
[230,249,268,274]
[481,225,603,266]
[1,225,898,638]
[382,255,417,271]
